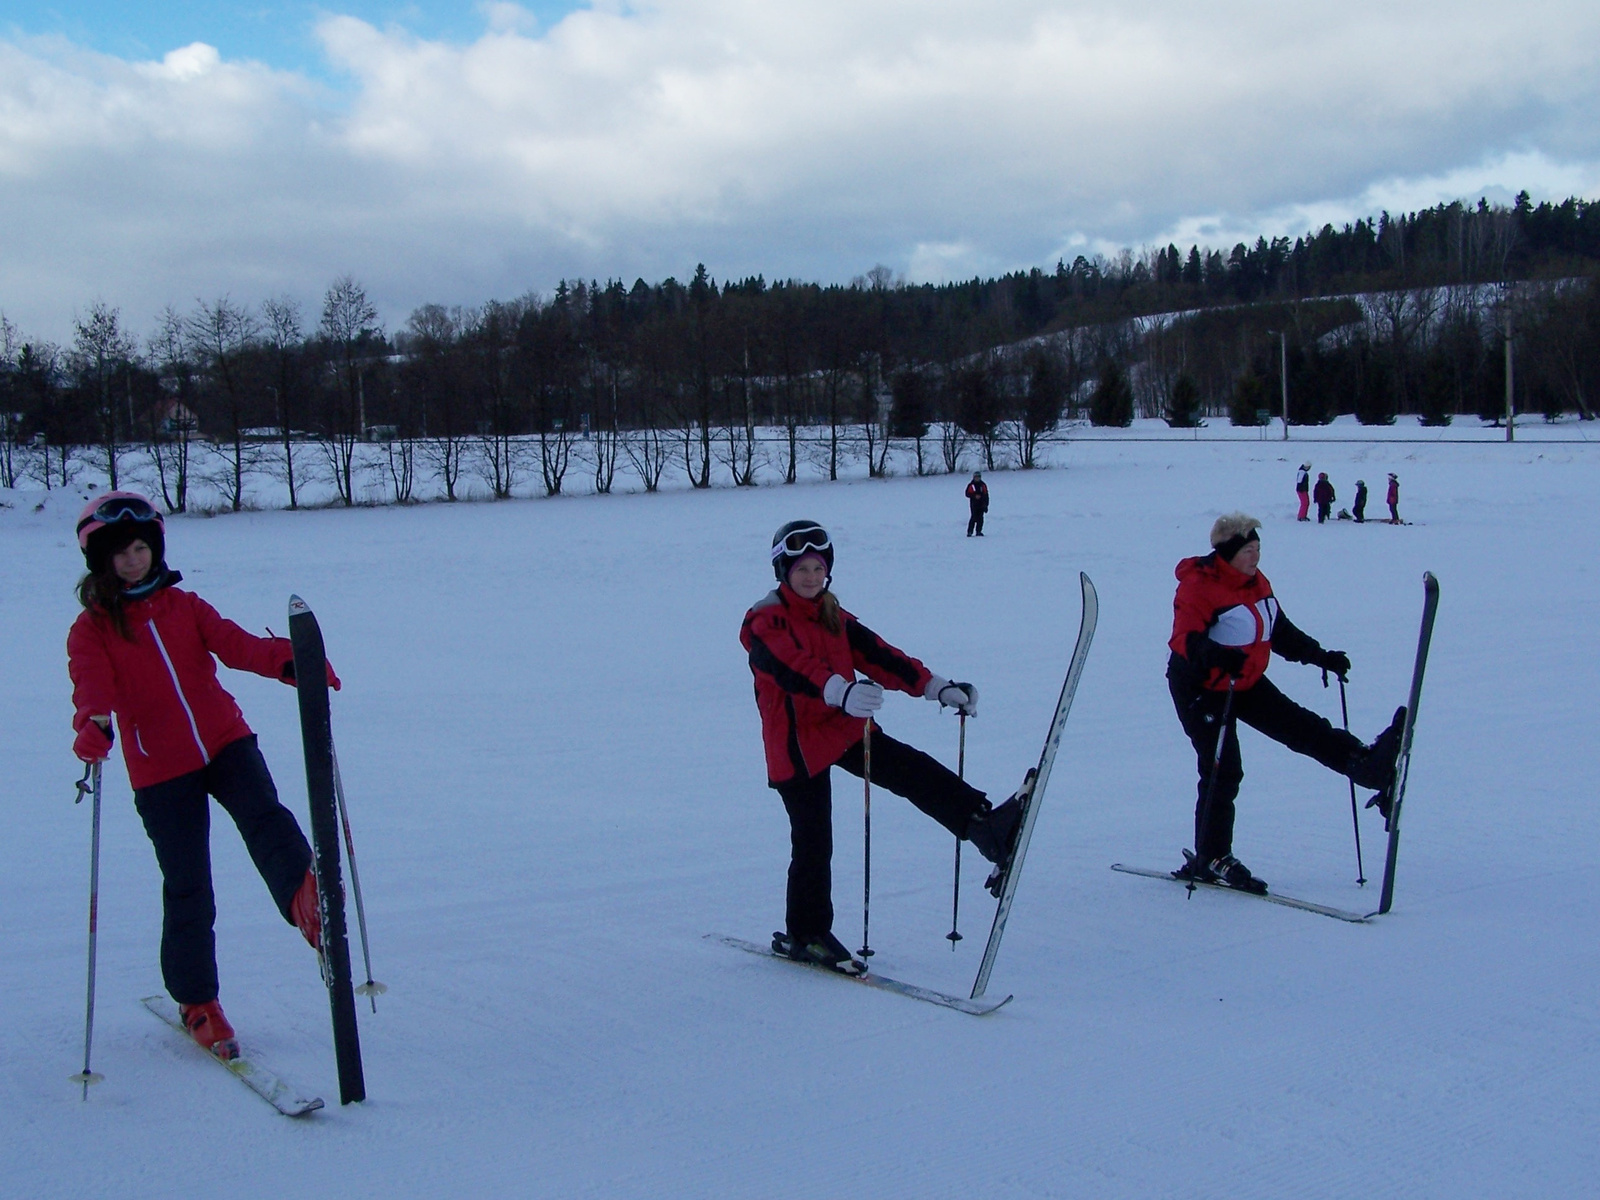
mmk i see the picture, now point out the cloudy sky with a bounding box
[3,0,1598,343]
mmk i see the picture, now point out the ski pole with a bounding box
[859,718,874,960]
[947,712,965,948]
[331,743,386,1010]
[1189,678,1236,897]
[1336,676,1367,885]
[69,762,106,1099]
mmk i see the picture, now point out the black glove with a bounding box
[1198,642,1247,677]
[1317,649,1351,679]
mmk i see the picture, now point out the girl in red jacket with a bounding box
[67,493,332,1060]
[740,520,1023,973]
[1166,512,1404,893]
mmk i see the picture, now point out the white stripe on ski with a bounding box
[711,936,1012,1016]
[1109,864,1375,923]
[142,996,324,1117]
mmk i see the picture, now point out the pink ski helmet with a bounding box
[77,492,165,574]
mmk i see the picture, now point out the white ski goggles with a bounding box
[771,525,831,562]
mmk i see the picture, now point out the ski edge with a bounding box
[710,936,1013,1016]
[141,996,325,1117]
[971,571,1098,999]
[1377,571,1439,914]
[1109,864,1375,924]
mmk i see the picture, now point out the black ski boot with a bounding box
[1350,706,1407,829]
[774,930,865,976]
[1174,850,1267,894]
[1348,706,1407,791]
[977,770,1036,898]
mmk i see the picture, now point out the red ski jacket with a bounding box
[740,584,932,783]
[1167,554,1322,693]
[965,481,989,510]
[68,583,295,789]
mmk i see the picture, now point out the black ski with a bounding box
[1376,572,1440,915]
[712,936,1012,1016]
[970,572,1098,1000]
[288,595,365,1105]
[1109,864,1373,923]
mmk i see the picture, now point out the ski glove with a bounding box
[73,719,113,763]
[1316,649,1351,679]
[925,675,979,717]
[824,674,884,718]
[278,649,343,691]
[1197,641,1247,678]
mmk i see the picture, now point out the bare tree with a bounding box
[621,424,669,492]
[582,372,622,495]
[468,300,523,499]
[0,314,19,487]
[188,297,261,511]
[320,275,382,505]
[405,304,471,500]
[72,303,135,489]
[261,297,305,508]
[146,307,197,511]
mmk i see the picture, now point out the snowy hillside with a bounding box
[4,429,1596,1199]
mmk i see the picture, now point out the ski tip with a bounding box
[288,594,310,617]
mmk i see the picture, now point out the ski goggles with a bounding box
[78,495,160,536]
[771,525,831,562]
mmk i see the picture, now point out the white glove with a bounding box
[824,674,884,717]
[925,675,979,717]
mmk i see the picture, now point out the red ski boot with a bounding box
[290,868,321,950]
[179,999,238,1060]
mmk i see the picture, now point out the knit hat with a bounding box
[1209,512,1261,564]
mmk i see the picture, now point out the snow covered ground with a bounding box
[4,426,1597,1198]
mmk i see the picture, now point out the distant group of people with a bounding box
[1296,464,1402,525]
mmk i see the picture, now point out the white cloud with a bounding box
[2,2,1598,341]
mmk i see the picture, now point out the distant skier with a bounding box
[1166,513,1406,893]
[66,493,336,1060]
[741,520,1024,973]
[1295,463,1311,521]
[965,471,989,537]
[1387,473,1401,524]
[1353,479,1368,523]
[1313,472,1335,524]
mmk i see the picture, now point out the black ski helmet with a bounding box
[771,519,833,582]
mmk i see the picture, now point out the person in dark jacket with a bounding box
[1353,479,1368,523]
[1295,464,1311,521]
[67,493,336,1060]
[965,472,989,536]
[740,520,1024,972]
[1165,512,1405,893]
[1387,473,1401,523]
[1313,472,1335,523]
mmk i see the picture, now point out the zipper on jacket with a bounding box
[148,620,211,766]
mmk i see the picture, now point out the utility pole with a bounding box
[1504,306,1515,443]
[1268,330,1289,438]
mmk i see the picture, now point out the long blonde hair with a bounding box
[814,588,842,635]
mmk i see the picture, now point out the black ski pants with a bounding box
[1169,673,1363,860]
[774,728,986,940]
[132,735,313,1005]
[967,503,986,536]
